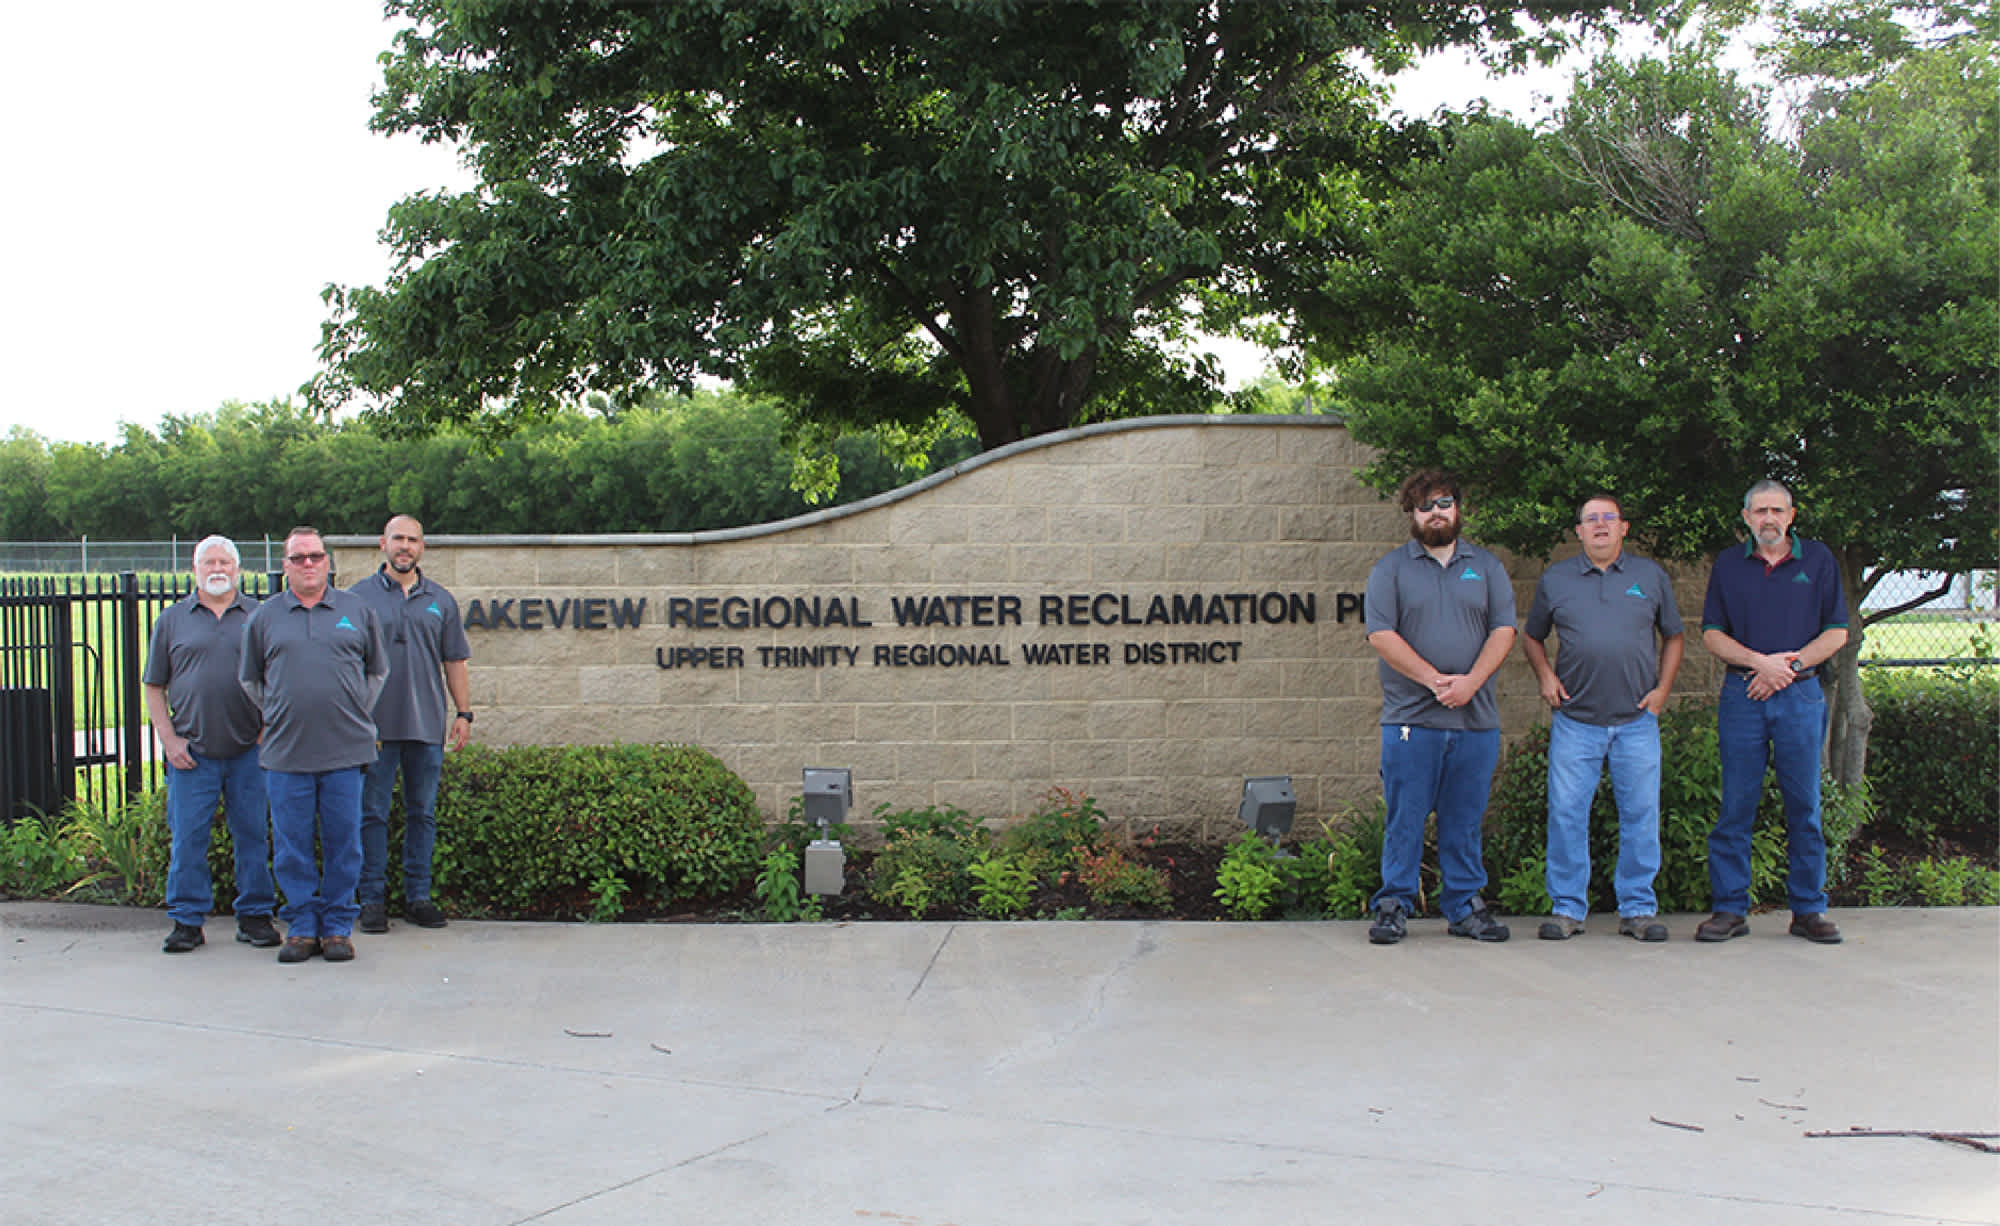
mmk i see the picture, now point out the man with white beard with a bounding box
[143,535,279,954]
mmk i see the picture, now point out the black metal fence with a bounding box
[0,572,281,823]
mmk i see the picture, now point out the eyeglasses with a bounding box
[1579,512,1621,525]
[1416,496,1456,512]
[284,552,328,565]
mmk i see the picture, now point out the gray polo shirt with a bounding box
[347,567,471,745]
[142,591,262,758]
[1524,552,1684,727]
[239,588,391,773]
[1365,538,1517,730]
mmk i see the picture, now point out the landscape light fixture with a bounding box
[1238,775,1296,853]
[801,767,852,895]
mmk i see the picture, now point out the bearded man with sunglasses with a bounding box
[240,526,390,964]
[1362,471,1517,945]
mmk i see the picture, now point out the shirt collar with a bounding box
[1575,551,1625,576]
[1740,533,1805,562]
[373,564,430,597]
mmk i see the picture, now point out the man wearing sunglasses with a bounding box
[1362,471,1517,944]
[240,526,391,964]
[1520,495,1684,943]
[349,514,473,935]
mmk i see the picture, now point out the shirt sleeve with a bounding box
[1523,575,1553,640]
[1486,554,1517,629]
[1700,556,1728,633]
[1362,555,1398,637]
[142,609,174,686]
[1655,562,1685,637]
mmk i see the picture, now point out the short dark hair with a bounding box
[1577,493,1623,522]
[284,525,322,544]
[1398,469,1462,513]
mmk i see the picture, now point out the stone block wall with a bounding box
[329,417,1719,838]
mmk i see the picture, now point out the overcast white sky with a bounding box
[0,5,1575,448]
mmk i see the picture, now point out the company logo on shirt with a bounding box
[1792,572,1813,585]
[426,601,442,618]
[1625,583,1647,598]
[335,615,357,631]
[1459,568,1483,582]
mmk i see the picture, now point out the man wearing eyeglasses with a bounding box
[1520,495,1684,944]
[348,514,472,935]
[1362,470,1517,944]
[1694,479,1849,945]
[240,526,390,964]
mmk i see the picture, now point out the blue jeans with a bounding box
[1373,725,1501,921]
[1711,674,1828,915]
[1545,710,1661,920]
[266,766,365,939]
[164,747,275,926]
[360,740,444,906]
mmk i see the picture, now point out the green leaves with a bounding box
[323,0,1647,448]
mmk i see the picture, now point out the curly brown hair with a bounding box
[1396,470,1463,513]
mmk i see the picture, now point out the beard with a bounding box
[200,573,236,596]
[1413,517,1460,548]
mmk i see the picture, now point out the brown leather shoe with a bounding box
[1789,912,1843,944]
[1695,911,1748,942]
[320,935,356,962]
[277,936,320,963]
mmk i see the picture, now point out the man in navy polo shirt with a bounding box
[143,535,279,954]
[1696,480,1849,944]
[1521,495,1684,943]
[1363,470,1517,944]
[240,526,391,964]
[350,514,472,934]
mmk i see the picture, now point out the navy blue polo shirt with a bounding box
[1701,535,1848,656]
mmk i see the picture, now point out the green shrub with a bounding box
[1214,832,1285,919]
[1073,841,1171,910]
[997,787,1107,877]
[1485,703,1864,916]
[866,803,987,917]
[0,810,85,898]
[969,852,1035,918]
[1860,669,1999,845]
[62,791,170,906]
[1314,805,1385,919]
[435,742,764,917]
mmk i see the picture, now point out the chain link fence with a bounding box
[0,537,287,576]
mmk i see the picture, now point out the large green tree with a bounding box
[1316,2,1998,781]
[312,0,1649,450]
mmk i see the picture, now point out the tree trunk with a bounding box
[1824,550,1874,788]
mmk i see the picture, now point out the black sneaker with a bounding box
[359,902,389,934]
[1368,900,1408,945]
[235,914,282,948]
[405,899,448,929]
[1449,902,1511,942]
[162,922,205,954]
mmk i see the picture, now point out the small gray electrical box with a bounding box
[1238,776,1296,838]
[804,839,846,896]
[802,767,852,826]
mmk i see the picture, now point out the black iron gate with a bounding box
[0,572,278,823]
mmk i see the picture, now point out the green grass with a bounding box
[1858,614,1997,666]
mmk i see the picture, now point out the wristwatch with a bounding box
[456,710,474,723]
[1788,659,1806,673]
